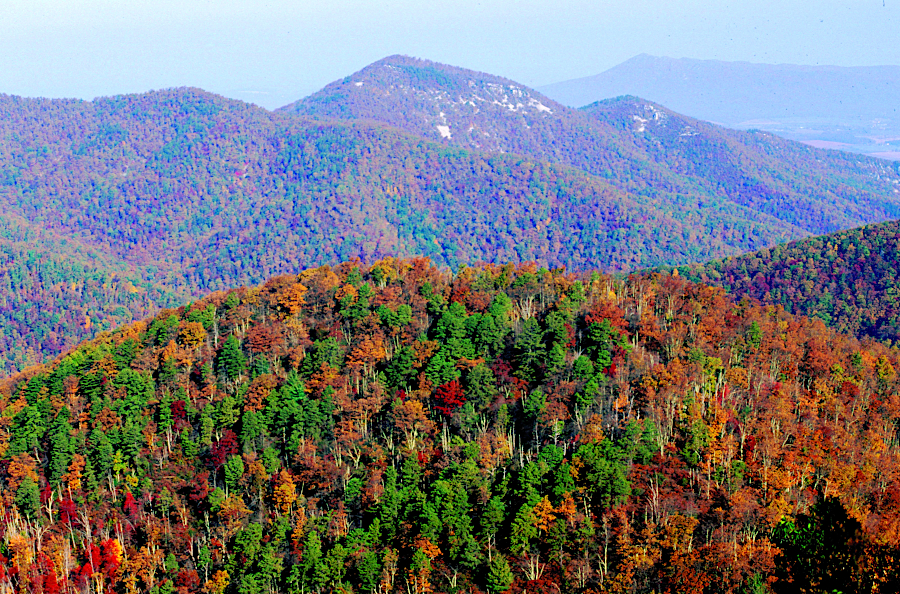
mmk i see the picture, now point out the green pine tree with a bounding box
[486,555,514,594]
[217,334,247,381]
[15,475,41,520]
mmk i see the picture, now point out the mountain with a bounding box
[0,87,759,372]
[581,96,900,233]
[284,56,900,237]
[281,54,567,153]
[539,54,900,159]
[669,219,900,343]
[3,56,900,374]
[3,259,900,593]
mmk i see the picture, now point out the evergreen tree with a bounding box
[224,455,245,493]
[15,475,41,520]
[217,334,247,381]
[486,555,514,594]
[48,409,73,484]
[514,318,545,383]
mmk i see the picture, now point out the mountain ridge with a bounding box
[668,218,900,343]
[3,258,900,593]
[540,53,900,121]
[2,55,900,373]
[539,54,900,159]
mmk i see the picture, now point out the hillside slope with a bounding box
[3,260,900,593]
[0,87,793,372]
[582,96,900,234]
[284,55,900,237]
[0,212,185,373]
[672,219,900,343]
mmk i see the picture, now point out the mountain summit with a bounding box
[282,55,564,153]
[284,55,900,244]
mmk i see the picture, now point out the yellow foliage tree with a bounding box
[533,496,557,534]
[273,469,297,515]
[180,322,207,349]
[204,570,230,594]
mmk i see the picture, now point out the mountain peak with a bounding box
[280,55,564,149]
[344,54,517,87]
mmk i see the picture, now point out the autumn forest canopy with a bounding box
[3,258,900,593]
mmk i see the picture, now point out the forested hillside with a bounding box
[2,259,900,593]
[672,219,900,344]
[3,55,900,374]
[0,89,717,372]
[582,96,900,234]
[0,213,184,374]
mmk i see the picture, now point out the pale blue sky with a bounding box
[1,0,897,109]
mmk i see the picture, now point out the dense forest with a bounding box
[3,259,900,593]
[671,219,900,344]
[0,213,185,375]
[3,54,900,373]
[0,89,790,373]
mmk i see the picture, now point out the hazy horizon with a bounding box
[1,0,898,110]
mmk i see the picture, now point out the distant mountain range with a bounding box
[540,54,900,160]
[2,54,900,372]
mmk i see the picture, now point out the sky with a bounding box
[1,0,898,110]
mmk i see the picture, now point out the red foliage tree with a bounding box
[434,380,466,416]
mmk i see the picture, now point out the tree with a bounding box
[272,469,297,515]
[9,404,45,455]
[15,475,41,519]
[298,529,323,593]
[510,503,538,556]
[514,318,545,383]
[473,313,507,357]
[773,497,865,593]
[465,364,497,410]
[385,345,417,392]
[434,380,466,416]
[486,555,514,594]
[573,440,631,511]
[89,428,115,478]
[180,321,207,349]
[217,334,247,381]
[357,550,381,593]
[426,347,461,386]
[224,455,245,493]
[48,410,73,484]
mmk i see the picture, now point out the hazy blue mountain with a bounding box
[539,54,900,159]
